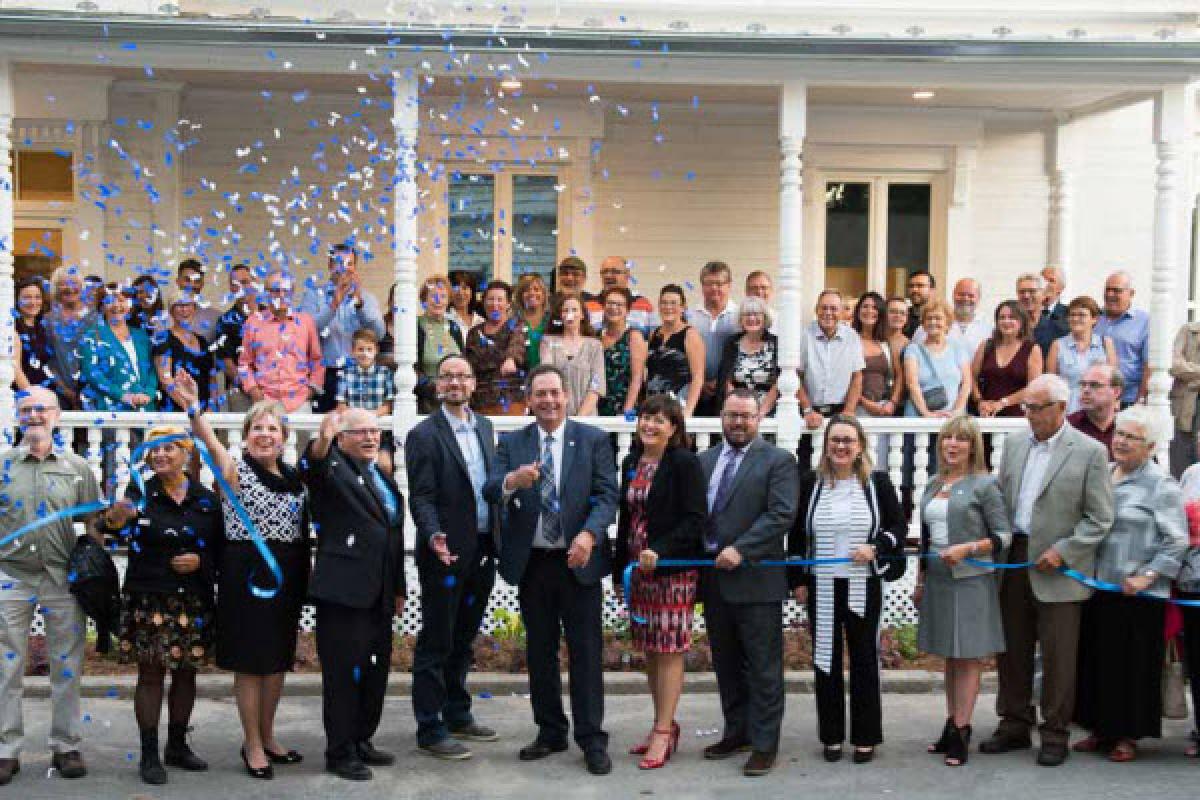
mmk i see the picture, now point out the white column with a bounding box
[0,60,14,438]
[1149,85,1194,463]
[776,82,806,456]
[391,70,420,483]
[1047,117,1075,282]
[76,121,107,275]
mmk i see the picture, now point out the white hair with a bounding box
[1015,272,1046,291]
[1026,373,1069,405]
[1116,405,1167,448]
[738,295,774,330]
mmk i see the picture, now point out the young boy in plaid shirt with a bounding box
[337,327,396,471]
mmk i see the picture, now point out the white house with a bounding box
[0,1,1197,478]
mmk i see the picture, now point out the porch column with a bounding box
[391,70,420,481]
[1047,116,1075,283]
[1149,85,1193,462]
[0,60,14,437]
[776,82,806,455]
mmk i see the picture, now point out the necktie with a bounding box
[370,464,398,524]
[540,435,562,544]
[711,448,741,515]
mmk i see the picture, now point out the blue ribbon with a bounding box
[0,500,111,552]
[127,433,284,599]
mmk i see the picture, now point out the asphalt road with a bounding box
[5,691,1197,799]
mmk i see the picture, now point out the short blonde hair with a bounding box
[242,400,290,440]
[419,274,450,304]
[738,296,774,330]
[936,414,986,477]
[920,296,953,325]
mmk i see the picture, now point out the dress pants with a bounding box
[315,367,341,413]
[805,577,884,747]
[702,582,785,753]
[0,571,85,758]
[412,539,496,746]
[518,549,607,753]
[315,600,394,762]
[994,537,1082,747]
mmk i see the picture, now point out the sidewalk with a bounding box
[26,669,993,698]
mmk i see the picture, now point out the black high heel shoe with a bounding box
[928,717,954,754]
[264,748,304,765]
[944,725,971,767]
[240,747,274,780]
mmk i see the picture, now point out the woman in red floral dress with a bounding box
[614,394,708,769]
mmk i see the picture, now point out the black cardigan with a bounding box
[787,469,906,589]
[613,445,709,579]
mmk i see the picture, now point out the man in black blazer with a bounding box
[406,354,499,760]
[482,364,619,775]
[302,408,406,781]
[698,390,799,777]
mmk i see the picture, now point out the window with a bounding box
[13,228,62,283]
[444,170,561,284]
[15,150,73,203]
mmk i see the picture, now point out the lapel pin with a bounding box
[347,535,356,547]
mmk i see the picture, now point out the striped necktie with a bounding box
[540,435,562,543]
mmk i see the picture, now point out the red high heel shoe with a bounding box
[631,720,680,756]
[670,720,681,753]
[638,728,676,770]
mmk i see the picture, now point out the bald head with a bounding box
[1103,270,1135,317]
[599,256,630,290]
[952,278,980,321]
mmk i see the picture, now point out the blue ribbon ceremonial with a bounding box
[127,433,284,599]
[0,500,111,552]
[622,554,1200,624]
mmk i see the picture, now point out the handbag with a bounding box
[1162,638,1189,719]
[913,343,949,411]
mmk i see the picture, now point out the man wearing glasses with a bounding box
[237,270,325,412]
[1095,270,1150,408]
[688,261,740,416]
[405,355,499,760]
[0,388,103,785]
[303,408,407,781]
[175,259,221,340]
[586,256,658,333]
[43,266,98,410]
[1068,364,1123,459]
[982,373,1113,767]
[300,244,386,413]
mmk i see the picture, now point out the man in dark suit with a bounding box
[483,364,619,775]
[406,354,499,760]
[699,389,799,777]
[302,408,407,781]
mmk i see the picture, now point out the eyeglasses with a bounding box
[341,428,382,438]
[1078,381,1113,390]
[1021,400,1060,413]
[1113,429,1146,443]
[828,436,859,447]
[265,286,291,294]
[437,373,474,383]
[721,412,757,422]
[17,404,55,416]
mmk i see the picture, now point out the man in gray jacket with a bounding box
[698,390,799,777]
[980,374,1114,766]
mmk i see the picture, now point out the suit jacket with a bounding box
[920,472,1012,579]
[789,470,906,588]
[78,322,157,411]
[301,442,406,612]
[613,445,708,579]
[482,419,618,586]
[405,408,498,572]
[997,422,1114,602]
[698,437,798,604]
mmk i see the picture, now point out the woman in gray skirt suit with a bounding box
[914,414,1012,767]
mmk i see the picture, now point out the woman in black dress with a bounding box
[645,284,705,417]
[154,290,220,412]
[175,369,309,779]
[101,423,220,785]
[12,276,54,393]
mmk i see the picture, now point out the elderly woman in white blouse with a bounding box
[1072,405,1188,763]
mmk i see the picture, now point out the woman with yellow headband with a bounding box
[100,423,220,786]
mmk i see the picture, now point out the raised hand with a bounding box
[173,368,199,408]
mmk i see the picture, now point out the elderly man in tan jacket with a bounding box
[1168,320,1200,478]
[979,374,1114,767]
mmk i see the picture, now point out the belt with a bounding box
[531,546,567,555]
[813,403,845,416]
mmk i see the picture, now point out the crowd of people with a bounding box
[4,250,1200,787]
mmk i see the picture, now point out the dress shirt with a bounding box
[913,316,993,359]
[1067,410,1115,460]
[706,442,746,512]
[689,300,740,381]
[299,285,386,367]
[1014,422,1067,534]
[237,309,326,412]
[443,406,490,532]
[1095,308,1150,404]
[799,321,866,407]
[529,422,566,549]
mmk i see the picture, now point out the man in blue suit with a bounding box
[483,364,619,775]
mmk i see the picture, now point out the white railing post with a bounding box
[775,82,807,457]
[1047,115,1075,285]
[391,70,420,490]
[0,60,15,439]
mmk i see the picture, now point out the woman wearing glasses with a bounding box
[788,415,905,765]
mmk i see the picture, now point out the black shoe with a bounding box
[823,744,844,763]
[929,718,955,754]
[853,747,875,764]
[978,731,1032,754]
[743,750,776,777]
[0,759,17,786]
[240,747,274,780]
[419,738,473,760]
[584,749,612,775]
[326,757,372,781]
[139,728,167,785]
[944,725,970,767]
[51,751,87,779]
[450,722,500,742]
[519,740,568,761]
[1037,743,1068,767]
[356,741,396,767]
[264,747,304,765]
[703,737,751,760]
[164,724,208,771]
